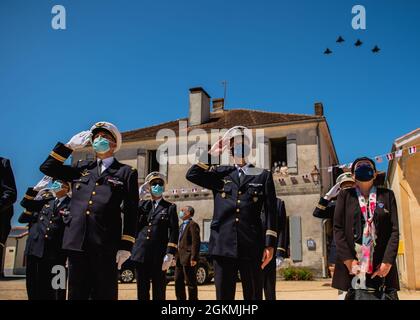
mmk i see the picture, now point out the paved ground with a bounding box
[1,278,420,300]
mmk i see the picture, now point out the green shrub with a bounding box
[280,267,313,281]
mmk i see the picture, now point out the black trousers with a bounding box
[136,262,167,300]
[25,255,66,300]
[67,251,118,300]
[174,259,198,300]
[262,258,276,300]
[213,256,262,300]
[0,245,4,277]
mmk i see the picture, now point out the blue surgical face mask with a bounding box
[231,144,250,158]
[50,181,62,191]
[354,164,375,182]
[92,136,110,154]
[151,184,164,196]
[178,211,185,219]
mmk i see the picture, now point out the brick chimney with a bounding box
[188,87,211,126]
[314,102,324,116]
[212,98,224,112]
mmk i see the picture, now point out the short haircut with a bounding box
[185,206,195,217]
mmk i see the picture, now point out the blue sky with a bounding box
[1,0,419,225]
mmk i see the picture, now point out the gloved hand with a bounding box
[33,176,52,191]
[162,253,174,271]
[35,188,54,200]
[116,250,131,270]
[276,257,284,270]
[66,130,92,150]
[138,182,150,199]
[324,182,341,201]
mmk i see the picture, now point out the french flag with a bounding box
[408,146,417,155]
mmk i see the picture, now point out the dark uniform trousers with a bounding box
[262,199,288,300]
[68,250,118,300]
[26,255,66,300]
[39,142,139,300]
[0,157,17,272]
[186,159,278,301]
[213,256,263,300]
[19,189,69,300]
[136,262,166,300]
[262,258,276,300]
[174,259,198,300]
[131,198,179,301]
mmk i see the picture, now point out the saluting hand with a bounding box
[208,137,228,157]
[66,130,92,150]
[324,182,341,201]
[261,247,274,270]
[33,175,52,191]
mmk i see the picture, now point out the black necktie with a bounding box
[239,168,245,184]
[97,160,102,176]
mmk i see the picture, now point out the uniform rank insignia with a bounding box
[81,169,90,176]
[59,209,70,217]
[248,183,262,187]
[107,178,124,186]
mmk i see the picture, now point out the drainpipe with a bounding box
[321,219,328,278]
[316,123,323,193]
[317,123,328,278]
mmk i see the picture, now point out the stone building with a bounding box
[72,87,339,275]
[386,128,420,289]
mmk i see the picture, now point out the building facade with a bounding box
[73,87,339,275]
[387,128,420,289]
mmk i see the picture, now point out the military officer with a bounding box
[262,198,287,300]
[0,157,17,272]
[131,172,179,300]
[39,121,139,300]
[313,171,355,294]
[18,176,70,300]
[186,126,278,300]
[313,172,355,220]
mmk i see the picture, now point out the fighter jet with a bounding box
[372,45,381,53]
[324,48,332,55]
[336,36,345,43]
[354,39,363,47]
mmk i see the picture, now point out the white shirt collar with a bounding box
[152,197,162,207]
[235,163,252,174]
[98,157,114,170]
[57,196,67,206]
